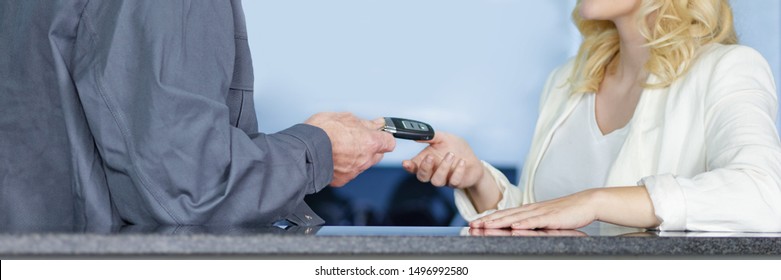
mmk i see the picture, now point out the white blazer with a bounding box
[455,44,781,232]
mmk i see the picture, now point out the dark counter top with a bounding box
[2,225,780,258]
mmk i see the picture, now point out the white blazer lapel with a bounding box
[605,75,669,187]
[522,92,585,203]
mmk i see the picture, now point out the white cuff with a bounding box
[454,161,515,221]
[640,174,688,231]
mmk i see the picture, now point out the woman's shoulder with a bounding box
[683,43,776,102]
[540,57,577,94]
[699,43,762,57]
[692,43,771,71]
[543,58,575,95]
[538,58,578,106]
[550,57,577,83]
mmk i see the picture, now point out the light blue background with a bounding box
[244,0,781,169]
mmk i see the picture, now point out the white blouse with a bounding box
[454,44,781,232]
[533,93,630,202]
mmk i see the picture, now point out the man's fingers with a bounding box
[369,117,386,129]
[372,131,396,153]
[370,153,384,166]
[330,177,348,188]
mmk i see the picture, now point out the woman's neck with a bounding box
[610,14,650,85]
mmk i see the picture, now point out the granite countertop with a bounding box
[2,225,781,258]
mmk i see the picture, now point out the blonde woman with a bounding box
[403,0,781,232]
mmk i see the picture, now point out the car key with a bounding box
[380,117,435,141]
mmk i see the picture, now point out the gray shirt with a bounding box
[0,0,333,229]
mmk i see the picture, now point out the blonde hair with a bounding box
[570,0,738,93]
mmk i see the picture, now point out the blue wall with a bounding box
[244,0,781,171]
[242,1,781,225]
[244,0,579,170]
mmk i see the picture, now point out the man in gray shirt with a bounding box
[0,0,395,228]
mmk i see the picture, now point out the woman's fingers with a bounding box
[448,159,467,187]
[509,229,587,237]
[468,228,513,236]
[401,160,417,174]
[406,153,470,190]
[416,155,436,183]
[482,210,541,229]
[470,205,540,229]
[470,227,588,237]
[510,215,549,230]
[402,130,483,188]
[430,152,456,187]
[470,206,529,228]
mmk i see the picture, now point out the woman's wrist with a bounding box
[586,188,608,222]
[588,186,661,228]
[464,164,502,213]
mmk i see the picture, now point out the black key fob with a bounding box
[381,117,435,141]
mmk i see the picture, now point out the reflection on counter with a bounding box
[3,224,781,238]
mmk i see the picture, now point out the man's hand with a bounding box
[305,112,396,187]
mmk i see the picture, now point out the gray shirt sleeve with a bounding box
[70,1,333,225]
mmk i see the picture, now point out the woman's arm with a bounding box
[640,46,781,232]
[470,186,660,229]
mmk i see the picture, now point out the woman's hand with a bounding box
[402,132,484,189]
[470,187,661,230]
[403,131,503,213]
[471,189,601,229]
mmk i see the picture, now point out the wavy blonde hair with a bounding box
[570,0,738,93]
